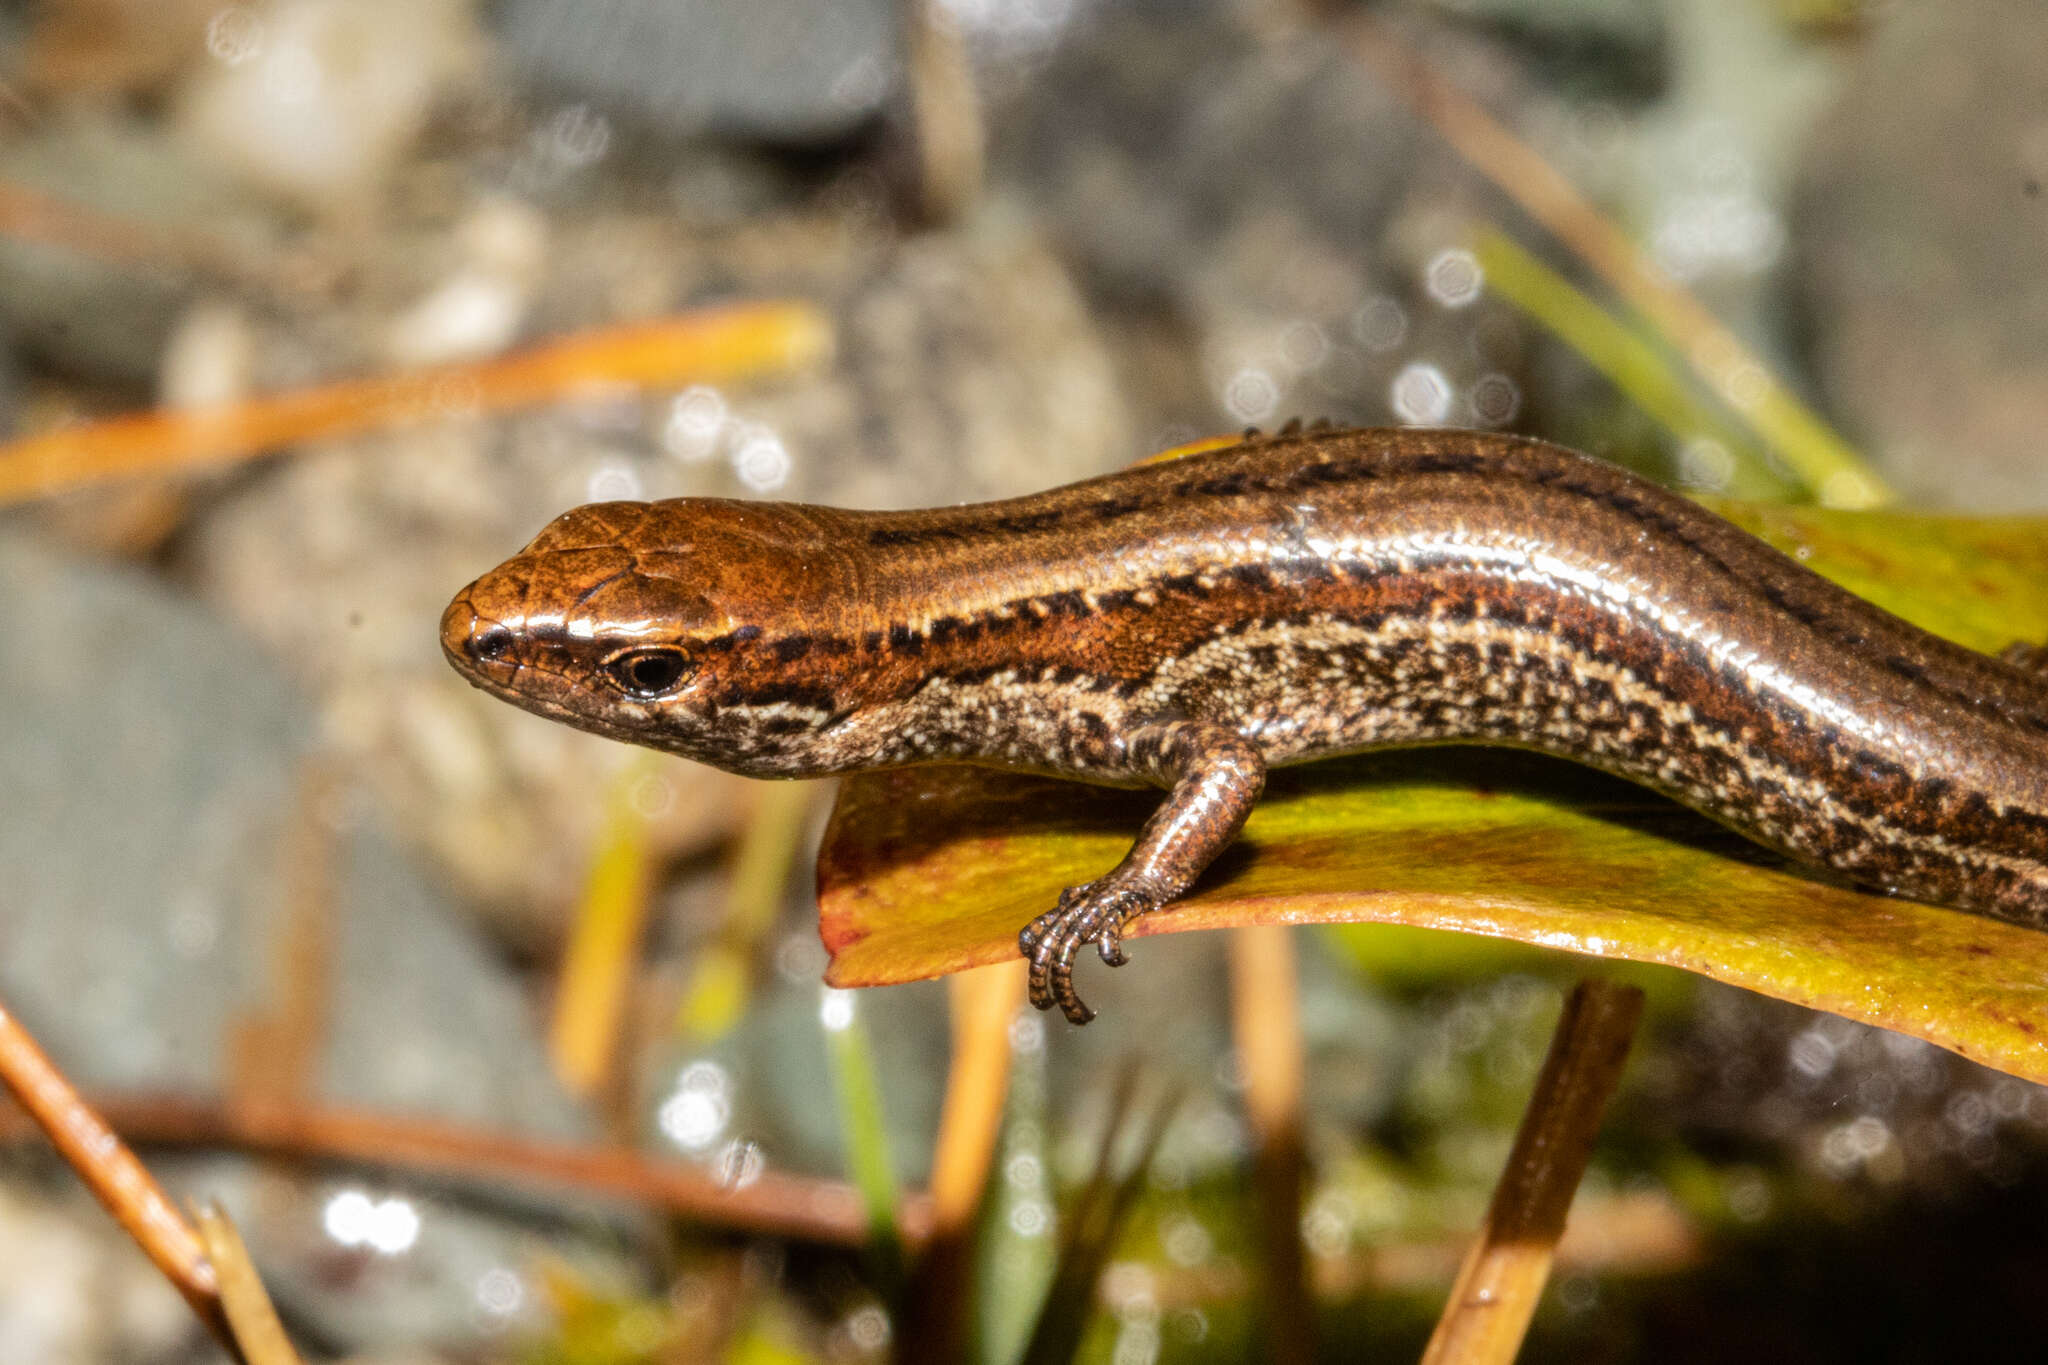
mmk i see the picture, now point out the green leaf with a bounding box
[820,989,905,1292]
[817,507,2048,1083]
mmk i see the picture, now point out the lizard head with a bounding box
[441,498,856,774]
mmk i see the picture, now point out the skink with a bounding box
[441,427,2048,1023]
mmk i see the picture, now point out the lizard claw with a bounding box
[1019,878,1160,1024]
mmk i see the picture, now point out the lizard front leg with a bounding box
[1018,719,1266,1023]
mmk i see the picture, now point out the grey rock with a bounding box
[1796,0,2048,509]
[0,532,614,1348]
[0,114,281,384]
[0,532,580,1133]
[994,20,1422,307]
[498,0,902,142]
[989,14,1528,444]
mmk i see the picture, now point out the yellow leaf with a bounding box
[818,506,2048,1084]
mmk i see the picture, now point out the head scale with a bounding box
[440,499,848,773]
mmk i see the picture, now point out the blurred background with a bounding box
[4,0,2048,1360]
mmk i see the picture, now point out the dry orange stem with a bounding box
[0,181,222,272]
[197,1205,304,1365]
[0,999,235,1352]
[1229,924,1314,1365]
[1421,978,1644,1365]
[0,300,832,505]
[0,1090,929,1248]
[928,961,1027,1232]
[899,960,1028,1365]
[229,760,339,1118]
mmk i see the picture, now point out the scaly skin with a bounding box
[442,427,2048,1022]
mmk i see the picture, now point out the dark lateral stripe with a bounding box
[1041,590,1090,616]
[735,555,1372,667]
[994,509,1067,534]
[735,573,2048,873]
[769,469,2048,761]
[704,623,765,653]
[716,681,840,712]
[1035,585,2048,867]
[849,438,2046,731]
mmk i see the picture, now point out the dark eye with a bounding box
[469,624,513,663]
[606,648,692,698]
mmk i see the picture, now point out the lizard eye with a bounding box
[605,647,692,699]
[468,623,513,662]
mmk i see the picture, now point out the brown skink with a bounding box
[441,427,2048,1023]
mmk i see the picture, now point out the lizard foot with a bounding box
[1017,878,1164,1024]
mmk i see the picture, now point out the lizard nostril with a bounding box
[469,624,514,663]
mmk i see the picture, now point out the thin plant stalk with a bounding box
[1229,924,1315,1365]
[1019,1070,1179,1365]
[0,998,237,1354]
[1469,227,1784,499]
[1420,978,1645,1365]
[1343,17,1890,508]
[898,961,1027,1364]
[197,1205,304,1365]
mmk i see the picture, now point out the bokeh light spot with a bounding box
[1423,248,1484,308]
[1390,363,1452,425]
